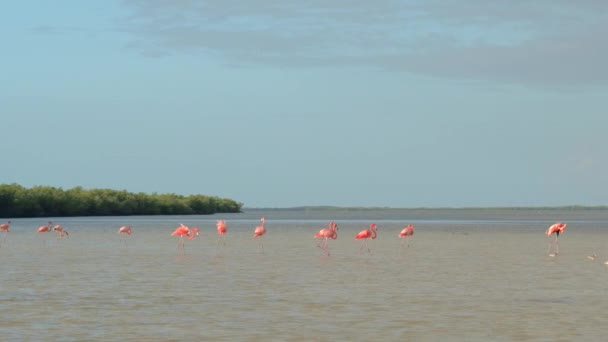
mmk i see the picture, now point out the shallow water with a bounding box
[1,210,608,341]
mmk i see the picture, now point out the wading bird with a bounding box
[216,220,227,245]
[314,221,338,256]
[0,220,10,246]
[118,225,132,236]
[253,217,266,252]
[355,223,378,254]
[546,222,567,256]
[399,224,415,247]
[53,224,68,239]
[0,221,10,233]
[37,221,53,245]
[118,225,132,248]
[171,224,199,253]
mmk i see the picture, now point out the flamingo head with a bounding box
[370,223,377,230]
[191,227,200,236]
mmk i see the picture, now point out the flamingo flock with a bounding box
[0,219,596,260]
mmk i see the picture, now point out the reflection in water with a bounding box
[0,214,607,340]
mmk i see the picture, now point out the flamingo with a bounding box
[0,221,10,232]
[118,225,132,235]
[118,225,132,248]
[171,224,199,253]
[399,224,415,247]
[52,224,68,239]
[216,220,227,245]
[314,221,338,256]
[355,223,378,254]
[546,222,567,256]
[37,221,52,233]
[253,217,266,252]
[37,221,52,245]
[0,220,10,247]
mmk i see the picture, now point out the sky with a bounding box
[2,0,607,208]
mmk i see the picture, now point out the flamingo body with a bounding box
[355,224,377,240]
[0,221,10,232]
[37,222,52,233]
[399,224,415,238]
[253,217,266,237]
[118,225,132,235]
[217,220,227,235]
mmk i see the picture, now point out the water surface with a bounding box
[1,209,608,341]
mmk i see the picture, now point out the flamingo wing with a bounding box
[171,226,189,236]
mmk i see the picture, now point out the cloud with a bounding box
[119,0,608,86]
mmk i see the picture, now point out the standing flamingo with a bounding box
[216,220,227,245]
[37,221,52,233]
[37,221,52,245]
[118,225,132,248]
[314,221,338,256]
[355,223,378,254]
[253,217,266,252]
[546,222,567,256]
[171,224,199,253]
[0,220,10,246]
[399,224,415,247]
[0,221,10,232]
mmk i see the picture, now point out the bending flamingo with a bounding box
[546,222,567,256]
[314,221,338,256]
[253,217,266,252]
[399,224,415,247]
[355,223,378,254]
[171,224,199,253]
[216,220,227,245]
[118,225,132,235]
[53,224,68,239]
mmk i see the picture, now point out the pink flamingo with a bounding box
[0,220,10,246]
[118,225,132,235]
[253,217,266,252]
[216,220,227,245]
[0,221,10,233]
[52,224,68,239]
[399,224,415,247]
[546,222,567,256]
[37,221,52,245]
[171,224,199,253]
[314,221,338,256]
[355,223,378,254]
[37,221,52,233]
[118,225,132,248]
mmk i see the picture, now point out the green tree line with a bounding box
[0,184,243,218]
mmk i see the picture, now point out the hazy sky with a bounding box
[2,1,607,208]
